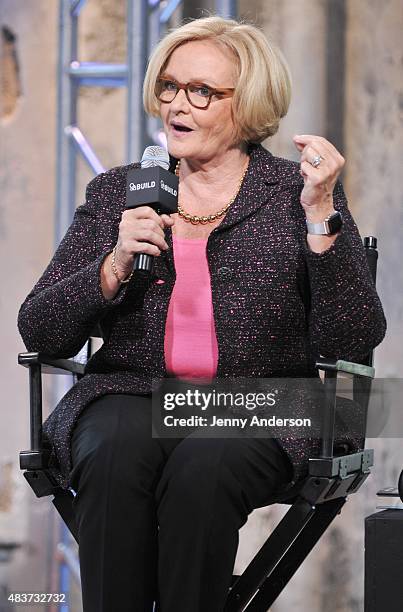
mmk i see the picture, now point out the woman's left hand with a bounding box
[293,134,345,223]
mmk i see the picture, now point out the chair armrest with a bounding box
[18,351,85,465]
[314,357,375,460]
[316,357,375,379]
[309,449,374,478]
[18,352,85,376]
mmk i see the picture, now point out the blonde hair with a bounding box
[143,15,292,144]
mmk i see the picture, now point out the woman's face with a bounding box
[159,40,239,163]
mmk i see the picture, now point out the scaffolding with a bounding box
[55,0,237,243]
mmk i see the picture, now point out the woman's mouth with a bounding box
[171,123,193,136]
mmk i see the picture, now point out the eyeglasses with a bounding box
[155,76,235,110]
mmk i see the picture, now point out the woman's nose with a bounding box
[169,88,190,111]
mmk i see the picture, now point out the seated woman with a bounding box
[18,15,386,612]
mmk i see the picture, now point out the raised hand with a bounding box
[293,134,345,223]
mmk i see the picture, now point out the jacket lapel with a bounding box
[160,144,283,275]
[216,144,281,232]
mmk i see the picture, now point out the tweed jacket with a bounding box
[18,143,386,490]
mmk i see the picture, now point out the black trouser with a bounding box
[70,393,293,612]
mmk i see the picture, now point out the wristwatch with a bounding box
[306,210,343,236]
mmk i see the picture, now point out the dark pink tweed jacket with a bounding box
[18,144,386,490]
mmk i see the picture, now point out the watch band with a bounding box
[306,211,343,236]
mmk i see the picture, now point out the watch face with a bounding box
[327,212,343,234]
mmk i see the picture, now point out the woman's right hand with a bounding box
[113,206,175,279]
[101,206,174,299]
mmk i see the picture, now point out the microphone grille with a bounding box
[141,145,170,170]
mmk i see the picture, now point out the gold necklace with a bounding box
[174,158,249,224]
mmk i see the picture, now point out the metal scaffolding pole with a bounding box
[55,0,79,245]
[126,0,149,163]
[215,0,237,18]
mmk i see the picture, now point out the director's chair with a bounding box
[18,236,381,611]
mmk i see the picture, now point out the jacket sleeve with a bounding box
[303,180,387,361]
[17,173,128,358]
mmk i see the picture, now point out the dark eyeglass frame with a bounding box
[155,76,235,110]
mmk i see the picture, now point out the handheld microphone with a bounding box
[126,145,179,275]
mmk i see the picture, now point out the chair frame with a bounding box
[18,237,380,612]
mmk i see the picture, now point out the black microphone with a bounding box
[126,146,179,276]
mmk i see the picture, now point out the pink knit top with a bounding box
[164,236,218,382]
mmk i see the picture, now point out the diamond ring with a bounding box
[311,155,324,168]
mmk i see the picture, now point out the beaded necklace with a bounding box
[174,158,249,225]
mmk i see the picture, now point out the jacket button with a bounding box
[217,267,232,279]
